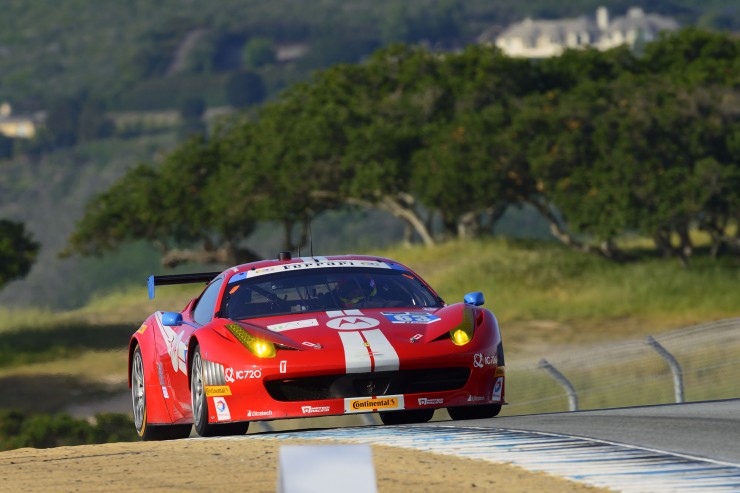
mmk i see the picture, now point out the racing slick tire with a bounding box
[379,408,435,425]
[191,345,249,437]
[447,403,502,421]
[131,345,192,440]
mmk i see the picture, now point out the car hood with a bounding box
[231,304,471,349]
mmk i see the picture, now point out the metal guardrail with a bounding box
[506,318,740,415]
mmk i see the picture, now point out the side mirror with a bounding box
[161,312,184,326]
[464,292,485,306]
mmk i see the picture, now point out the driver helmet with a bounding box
[337,275,377,307]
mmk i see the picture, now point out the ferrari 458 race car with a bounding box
[129,253,506,440]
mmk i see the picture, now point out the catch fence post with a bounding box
[539,359,579,411]
[645,336,684,403]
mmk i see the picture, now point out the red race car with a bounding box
[129,253,506,439]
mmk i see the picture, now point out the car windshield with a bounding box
[221,267,443,320]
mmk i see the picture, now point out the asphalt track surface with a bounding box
[445,398,740,464]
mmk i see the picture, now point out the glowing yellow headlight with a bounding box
[450,308,475,346]
[250,340,276,358]
[226,324,276,358]
[451,327,473,346]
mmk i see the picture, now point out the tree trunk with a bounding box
[310,190,436,247]
[457,211,481,239]
[677,223,693,260]
[527,198,626,261]
[483,203,508,234]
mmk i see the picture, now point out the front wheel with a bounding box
[447,403,502,421]
[131,345,191,440]
[191,344,249,437]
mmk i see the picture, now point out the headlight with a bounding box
[225,324,276,358]
[450,308,475,346]
[451,327,473,346]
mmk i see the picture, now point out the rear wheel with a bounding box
[379,409,435,425]
[131,345,191,440]
[447,403,502,421]
[191,345,249,437]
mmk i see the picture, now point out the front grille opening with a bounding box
[264,367,470,402]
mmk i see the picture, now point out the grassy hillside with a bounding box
[3,236,738,361]
[0,135,178,309]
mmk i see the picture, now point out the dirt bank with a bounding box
[0,438,608,493]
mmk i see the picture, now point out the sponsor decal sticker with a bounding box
[492,377,504,401]
[205,385,232,397]
[161,386,169,399]
[157,362,165,385]
[410,333,423,343]
[473,353,497,368]
[382,312,441,324]
[345,395,404,413]
[417,397,443,406]
[301,405,330,414]
[137,324,148,334]
[467,395,485,402]
[267,318,319,332]
[156,313,188,374]
[246,260,391,279]
[280,360,287,373]
[246,410,273,417]
[302,341,322,349]
[224,368,262,382]
[214,397,231,421]
[495,366,506,376]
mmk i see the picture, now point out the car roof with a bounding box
[226,254,410,277]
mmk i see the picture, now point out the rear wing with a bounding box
[147,272,221,299]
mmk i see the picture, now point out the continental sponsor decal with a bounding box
[136,324,148,334]
[344,395,404,413]
[495,366,506,376]
[204,385,232,397]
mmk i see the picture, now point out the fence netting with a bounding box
[503,318,740,416]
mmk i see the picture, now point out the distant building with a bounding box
[0,102,46,139]
[481,6,679,58]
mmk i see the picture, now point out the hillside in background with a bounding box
[1,0,737,110]
[0,0,737,309]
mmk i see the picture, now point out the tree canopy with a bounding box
[0,220,39,288]
[66,28,740,267]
